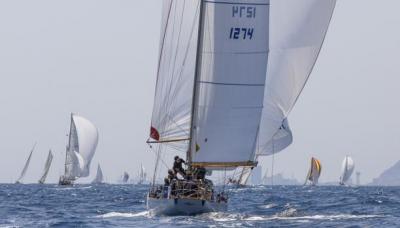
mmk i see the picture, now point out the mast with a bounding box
[188,0,205,168]
[65,113,73,176]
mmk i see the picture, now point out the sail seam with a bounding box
[199,81,265,86]
[204,1,269,6]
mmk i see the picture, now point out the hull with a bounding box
[147,196,227,216]
[58,176,74,186]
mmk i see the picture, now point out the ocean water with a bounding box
[0,184,399,227]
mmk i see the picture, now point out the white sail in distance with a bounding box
[38,150,54,184]
[258,0,337,156]
[16,143,36,184]
[138,164,147,184]
[64,114,99,180]
[92,164,104,184]
[339,156,355,185]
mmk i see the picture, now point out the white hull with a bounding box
[147,196,227,216]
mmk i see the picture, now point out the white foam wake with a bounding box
[96,211,150,218]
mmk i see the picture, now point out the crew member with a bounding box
[173,155,186,178]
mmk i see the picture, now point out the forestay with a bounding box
[258,0,337,156]
[39,150,53,184]
[191,0,270,168]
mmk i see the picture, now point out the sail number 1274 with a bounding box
[229,6,256,40]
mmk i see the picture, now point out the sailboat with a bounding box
[305,157,322,185]
[92,164,104,184]
[38,150,54,184]
[137,164,147,185]
[146,0,273,215]
[236,0,337,186]
[339,156,355,185]
[121,172,130,183]
[59,113,99,185]
[15,143,36,184]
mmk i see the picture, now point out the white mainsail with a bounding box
[339,156,355,185]
[63,114,99,181]
[38,150,54,184]
[191,0,270,168]
[16,143,36,184]
[92,164,104,184]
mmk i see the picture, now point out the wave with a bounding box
[245,214,382,221]
[96,211,150,218]
[205,211,381,222]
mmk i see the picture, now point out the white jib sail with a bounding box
[16,143,36,183]
[39,150,54,184]
[191,0,270,168]
[340,156,355,185]
[149,0,200,149]
[92,164,103,184]
[257,0,337,156]
[65,114,99,179]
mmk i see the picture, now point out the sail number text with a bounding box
[229,6,256,40]
[229,28,254,40]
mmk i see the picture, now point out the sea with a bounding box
[0,184,399,227]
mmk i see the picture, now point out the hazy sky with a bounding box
[0,0,399,184]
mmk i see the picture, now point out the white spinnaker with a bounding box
[16,143,36,183]
[258,0,337,156]
[150,1,200,150]
[340,156,355,184]
[72,114,99,177]
[92,164,104,184]
[191,0,270,167]
[39,150,53,184]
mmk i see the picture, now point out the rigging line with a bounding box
[161,1,186,124]
[158,1,179,129]
[163,2,201,124]
[152,0,174,131]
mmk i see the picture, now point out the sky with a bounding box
[0,0,399,184]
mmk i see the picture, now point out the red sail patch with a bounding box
[150,126,160,141]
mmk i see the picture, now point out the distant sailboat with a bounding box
[339,156,355,185]
[235,0,337,186]
[59,113,99,185]
[305,157,322,185]
[92,164,104,184]
[16,143,37,184]
[38,150,54,184]
[122,172,129,183]
[137,164,147,185]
